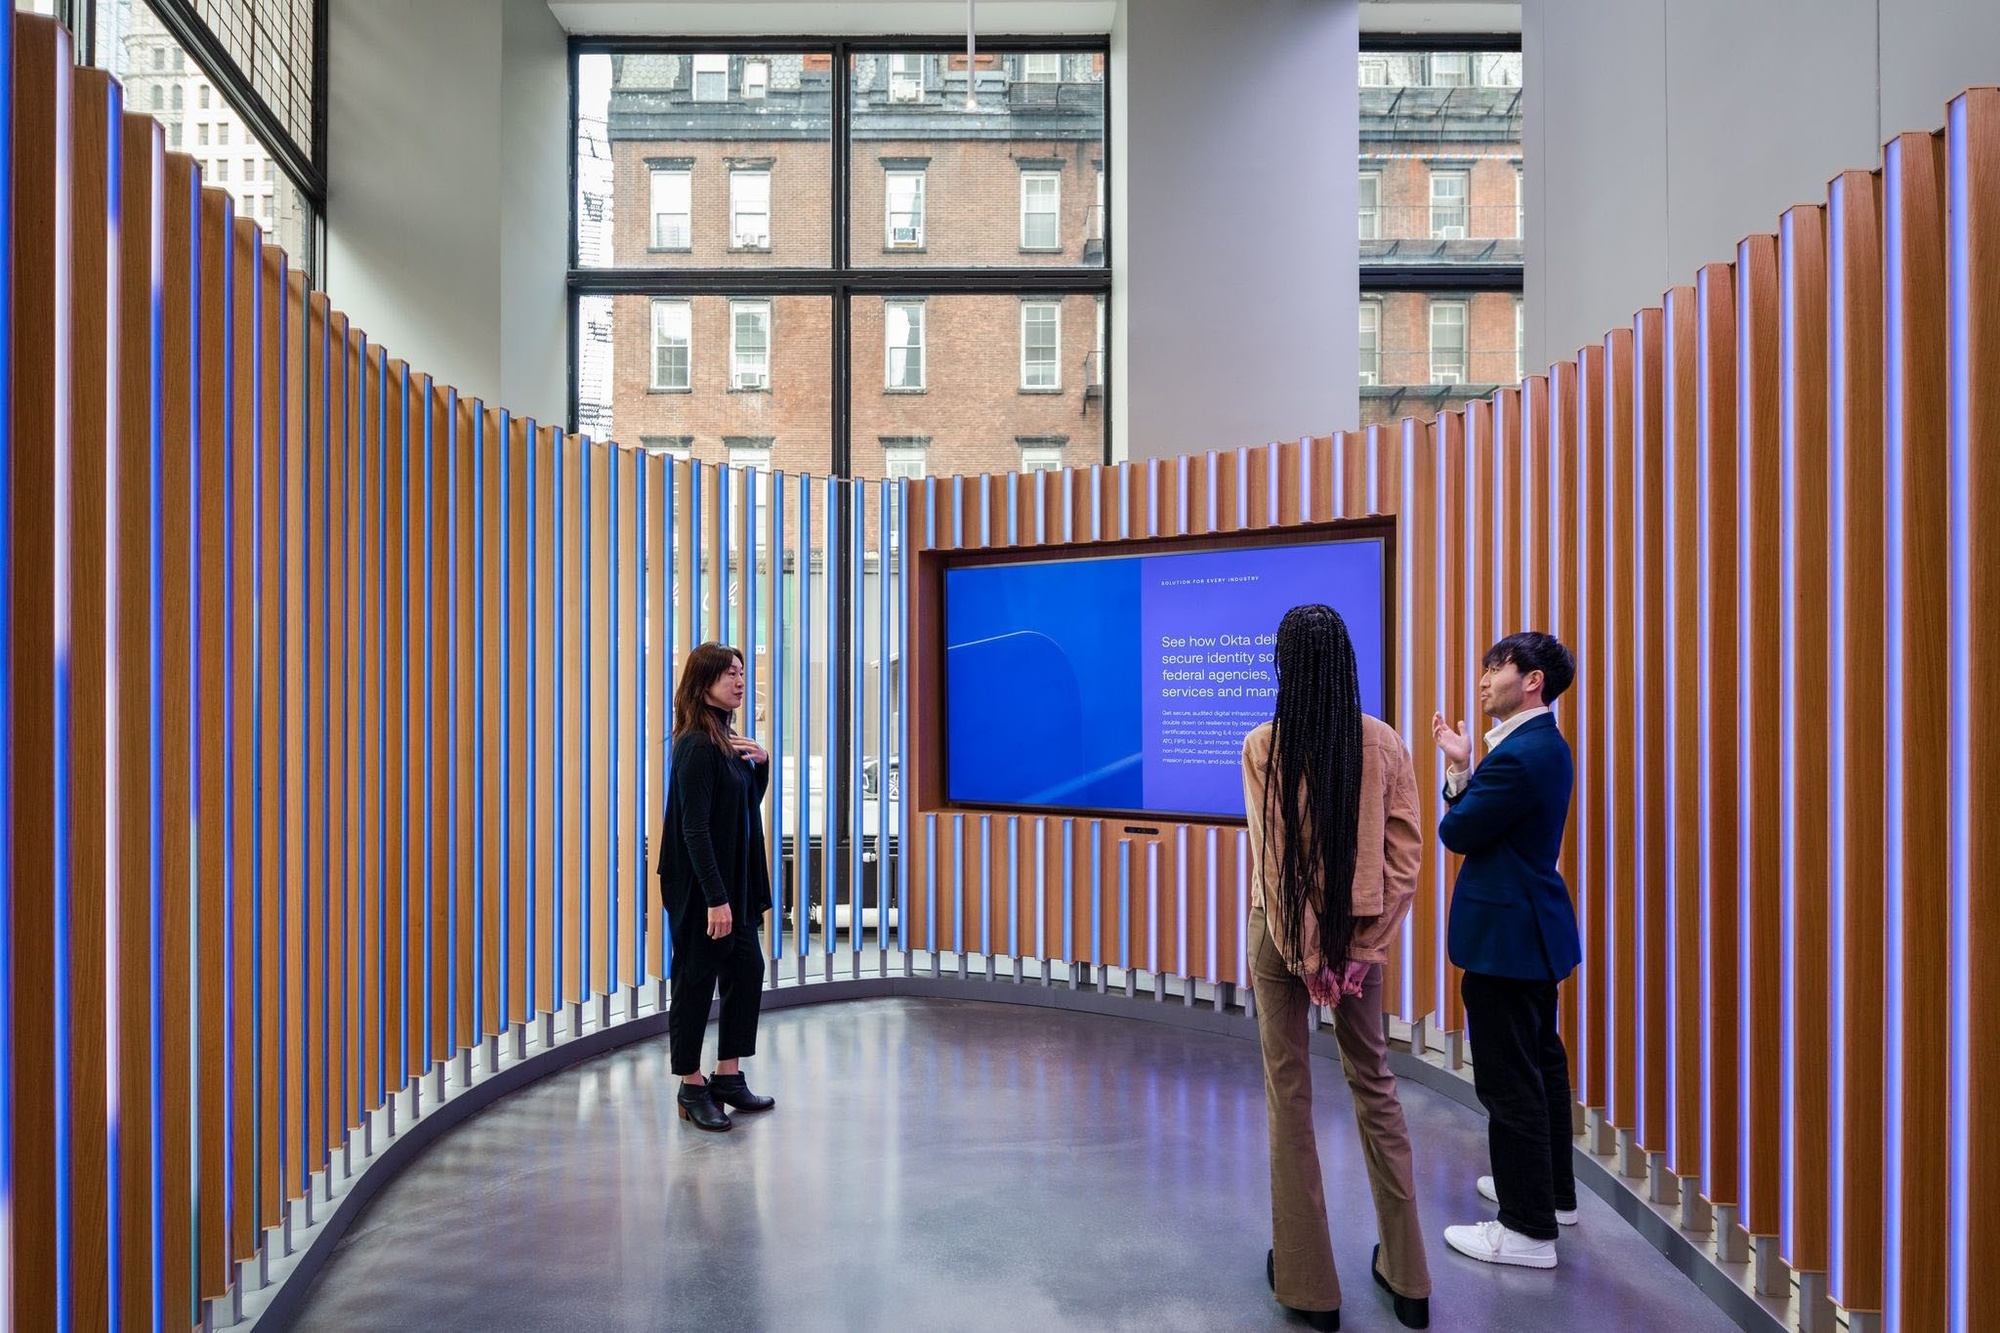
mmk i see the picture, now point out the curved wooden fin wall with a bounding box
[0,10,1995,1328]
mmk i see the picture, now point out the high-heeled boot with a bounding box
[676,1080,732,1132]
[706,1070,775,1113]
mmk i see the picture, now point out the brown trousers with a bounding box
[1250,906,1432,1311]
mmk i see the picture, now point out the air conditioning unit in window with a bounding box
[1436,225,1467,240]
[737,231,769,248]
[889,75,922,102]
[1359,371,1378,386]
[735,370,769,390]
[656,224,689,248]
[1433,370,1463,385]
[891,226,919,245]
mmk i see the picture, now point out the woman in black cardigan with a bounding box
[659,641,776,1132]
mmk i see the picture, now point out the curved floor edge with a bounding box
[234,974,1791,1333]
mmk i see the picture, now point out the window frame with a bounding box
[650,167,693,250]
[884,298,927,392]
[883,445,928,480]
[692,53,729,102]
[1020,170,1062,251]
[1020,444,1065,473]
[729,299,773,391]
[1428,167,1469,240]
[1021,52,1061,82]
[1021,299,1062,391]
[884,169,926,249]
[1358,169,1381,241]
[1358,299,1382,386]
[729,168,773,250]
[1428,298,1468,385]
[566,35,1115,476]
[650,298,692,392]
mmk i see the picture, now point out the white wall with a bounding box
[326,0,569,425]
[1116,0,1359,463]
[1525,0,2000,372]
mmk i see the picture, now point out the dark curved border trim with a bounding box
[242,976,1787,1333]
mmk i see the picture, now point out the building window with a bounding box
[1359,171,1381,241]
[726,442,773,547]
[265,161,275,183]
[1429,168,1468,239]
[215,159,230,182]
[1020,443,1065,473]
[198,123,209,146]
[651,299,691,391]
[886,170,925,248]
[884,444,927,479]
[1514,165,1524,239]
[1021,172,1060,250]
[731,169,771,249]
[1359,301,1381,385]
[150,84,163,111]
[167,122,180,148]
[693,54,728,102]
[219,123,230,146]
[152,47,164,71]
[199,84,210,109]
[1359,56,1390,87]
[731,300,771,389]
[172,84,183,110]
[885,300,926,391]
[1021,53,1061,82]
[888,53,924,102]
[743,61,769,99]
[1429,299,1467,384]
[1430,53,1472,87]
[1022,301,1061,390]
[651,168,691,249]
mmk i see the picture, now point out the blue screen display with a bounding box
[944,537,1387,820]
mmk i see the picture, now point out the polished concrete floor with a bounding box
[292,998,1737,1332]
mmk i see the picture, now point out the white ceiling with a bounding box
[549,0,1121,38]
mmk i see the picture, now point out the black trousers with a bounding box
[1461,970,1577,1241]
[667,907,766,1077]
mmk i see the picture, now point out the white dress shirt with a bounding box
[1444,705,1552,797]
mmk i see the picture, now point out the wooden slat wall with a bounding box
[2,11,1994,1325]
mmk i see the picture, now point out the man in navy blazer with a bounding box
[1430,631,1581,1272]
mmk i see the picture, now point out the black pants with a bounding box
[667,906,766,1077]
[1461,970,1577,1241]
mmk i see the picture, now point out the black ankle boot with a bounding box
[676,1080,732,1132]
[707,1071,775,1113]
[1372,1243,1429,1329]
[1268,1248,1340,1331]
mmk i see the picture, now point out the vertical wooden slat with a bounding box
[1945,85,2000,1333]
[159,148,199,1333]
[589,441,615,997]
[509,415,537,1016]
[454,395,477,1052]
[256,242,285,1238]
[342,321,363,1139]
[195,183,232,1304]
[1696,257,1742,1223]
[562,435,587,1004]
[534,426,562,1013]
[229,215,262,1268]
[67,63,115,1332]
[9,16,72,1327]
[1883,125,1948,1333]
[645,451,669,986]
[303,289,329,1171]
[1576,344,1610,1115]
[482,407,507,1031]
[1736,233,1785,1253]
[1828,167,1885,1311]
[115,111,163,1330]
[1778,201,1832,1288]
[1663,285,1703,1185]
[1633,305,1669,1165]
[1404,418,1442,1025]
[1603,325,1638,1139]
[426,382,452,1063]
[281,270,308,1209]
[1436,410,1467,1035]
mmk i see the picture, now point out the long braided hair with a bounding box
[1261,604,1365,971]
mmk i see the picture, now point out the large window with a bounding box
[91,0,323,275]
[571,41,1111,488]
[1358,42,1522,426]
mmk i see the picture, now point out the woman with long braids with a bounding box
[658,642,777,1132]
[1244,604,1431,1331]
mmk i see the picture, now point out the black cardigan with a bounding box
[657,732,772,916]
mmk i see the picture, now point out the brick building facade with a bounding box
[587,49,1106,482]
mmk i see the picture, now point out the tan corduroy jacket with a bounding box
[1242,714,1424,975]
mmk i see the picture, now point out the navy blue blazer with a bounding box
[1440,713,1581,982]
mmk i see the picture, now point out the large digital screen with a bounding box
[943,535,1387,821]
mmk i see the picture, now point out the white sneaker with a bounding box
[1478,1175,1579,1226]
[1444,1219,1559,1269]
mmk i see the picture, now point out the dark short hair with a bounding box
[1482,631,1576,703]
